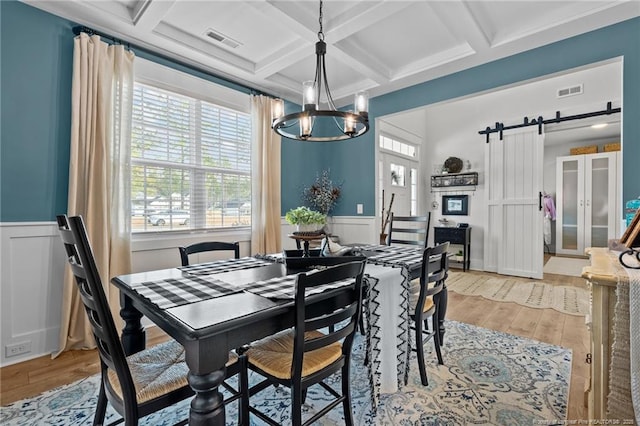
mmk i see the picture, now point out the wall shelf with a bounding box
[430,171,478,191]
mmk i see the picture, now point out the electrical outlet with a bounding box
[357,204,363,214]
[5,341,32,357]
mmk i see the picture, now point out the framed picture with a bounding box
[442,195,469,216]
[620,208,640,248]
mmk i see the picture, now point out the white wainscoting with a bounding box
[0,222,66,367]
[281,216,378,249]
[0,216,376,366]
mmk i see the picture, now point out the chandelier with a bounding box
[271,0,369,142]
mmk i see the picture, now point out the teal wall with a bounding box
[1,0,638,221]
[1,1,73,221]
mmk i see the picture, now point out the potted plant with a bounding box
[285,206,326,233]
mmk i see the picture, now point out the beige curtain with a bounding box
[250,95,282,254]
[57,33,135,354]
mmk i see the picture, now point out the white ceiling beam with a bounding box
[132,0,177,32]
[427,0,491,52]
[248,1,391,84]
[392,43,476,81]
[254,41,313,79]
[245,1,318,43]
[324,2,414,42]
[328,46,390,85]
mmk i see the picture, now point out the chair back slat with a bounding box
[388,213,431,247]
[413,242,449,317]
[290,261,366,380]
[56,215,138,410]
[179,241,240,266]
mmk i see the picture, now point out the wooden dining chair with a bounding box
[57,215,248,425]
[244,261,366,426]
[179,241,240,266]
[408,241,449,386]
[387,213,431,247]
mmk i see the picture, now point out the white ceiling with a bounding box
[25,0,639,107]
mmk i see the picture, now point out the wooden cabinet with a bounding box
[556,152,620,256]
[434,226,471,271]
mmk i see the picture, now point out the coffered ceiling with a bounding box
[25,1,639,106]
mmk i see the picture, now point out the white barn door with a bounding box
[484,128,544,279]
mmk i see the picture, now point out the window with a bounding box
[131,62,251,232]
[379,135,416,158]
[410,168,417,215]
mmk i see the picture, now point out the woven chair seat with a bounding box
[107,340,238,403]
[409,279,434,313]
[246,329,342,380]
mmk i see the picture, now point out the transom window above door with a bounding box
[380,135,417,158]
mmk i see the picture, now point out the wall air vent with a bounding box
[557,84,583,98]
[205,29,242,49]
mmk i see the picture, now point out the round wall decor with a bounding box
[444,156,463,173]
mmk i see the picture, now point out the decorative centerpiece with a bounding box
[303,170,341,214]
[285,206,326,235]
[302,169,342,234]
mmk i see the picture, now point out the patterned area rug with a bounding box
[447,271,589,316]
[0,321,571,425]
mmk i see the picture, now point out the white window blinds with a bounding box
[131,83,251,232]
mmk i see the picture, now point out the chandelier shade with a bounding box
[271,1,369,142]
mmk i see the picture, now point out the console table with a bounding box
[582,247,636,422]
[434,226,471,271]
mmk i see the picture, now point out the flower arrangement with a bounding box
[285,206,326,226]
[303,169,342,215]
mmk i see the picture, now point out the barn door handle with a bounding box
[539,192,543,211]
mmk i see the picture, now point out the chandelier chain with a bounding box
[270,0,369,141]
[318,0,324,40]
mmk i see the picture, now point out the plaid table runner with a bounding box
[179,257,273,275]
[359,244,423,269]
[131,276,241,309]
[238,274,355,300]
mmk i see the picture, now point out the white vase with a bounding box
[296,224,321,233]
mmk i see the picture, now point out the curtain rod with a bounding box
[478,101,621,143]
[72,25,274,98]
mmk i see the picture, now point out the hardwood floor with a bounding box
[0,267,590,420]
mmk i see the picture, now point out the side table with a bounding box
[434,226,471,271]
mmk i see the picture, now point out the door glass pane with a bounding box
[561,160,579,250]
[590,157,609,246]
[562,226,578,251]
[590,158,609,227]
[390,163,405,187]
[562,162,579,227]
[591,227,608,248]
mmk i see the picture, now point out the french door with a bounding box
[484,128,544,279]
[379,152,418,217]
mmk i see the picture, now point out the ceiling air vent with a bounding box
[205,29,242,49]
[557,84,583,98]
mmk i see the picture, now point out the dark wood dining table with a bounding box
[111,247,449,425]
